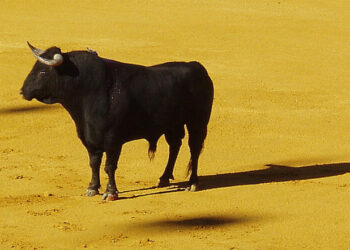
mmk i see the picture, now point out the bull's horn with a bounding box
[27,41,45,55]
[27,41,64,67]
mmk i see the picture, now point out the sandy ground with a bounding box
[1,0,350,249]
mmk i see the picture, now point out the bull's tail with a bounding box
[186,159,194,177]
[186,139,205,178]
[148,141,157,161]
[185,62,213,181]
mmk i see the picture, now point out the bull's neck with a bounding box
[61,89,109,134]
[61,96,84,127]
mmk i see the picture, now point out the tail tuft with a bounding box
[148,142,157,161]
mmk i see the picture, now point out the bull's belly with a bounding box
[104,119,184,147]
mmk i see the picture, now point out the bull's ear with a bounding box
[27,41,64,67]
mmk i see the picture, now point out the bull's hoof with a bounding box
[158,178,170,188]
[86,189,99,197]
[185,184,198,192]
[102,192,118,201]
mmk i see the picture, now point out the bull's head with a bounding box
[21,42,65,104]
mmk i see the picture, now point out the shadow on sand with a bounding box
[192,162,350,191]
[120,162,350,199]
[123,214,257,232]
[0,104,59,115]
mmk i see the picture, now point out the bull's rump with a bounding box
[142,61,214,126]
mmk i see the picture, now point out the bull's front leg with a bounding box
[86,150,103,196]
[102,146,122,201]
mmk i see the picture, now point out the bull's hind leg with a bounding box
[158,127,185,187]
[86,150,103,196]
[102,147,122,201]
[186,124,207,192]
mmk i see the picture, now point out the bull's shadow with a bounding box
[0,104,59,115]
[182,162,350,191]
[120,162,350,199]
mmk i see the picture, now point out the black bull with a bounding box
[21,42,214,200]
